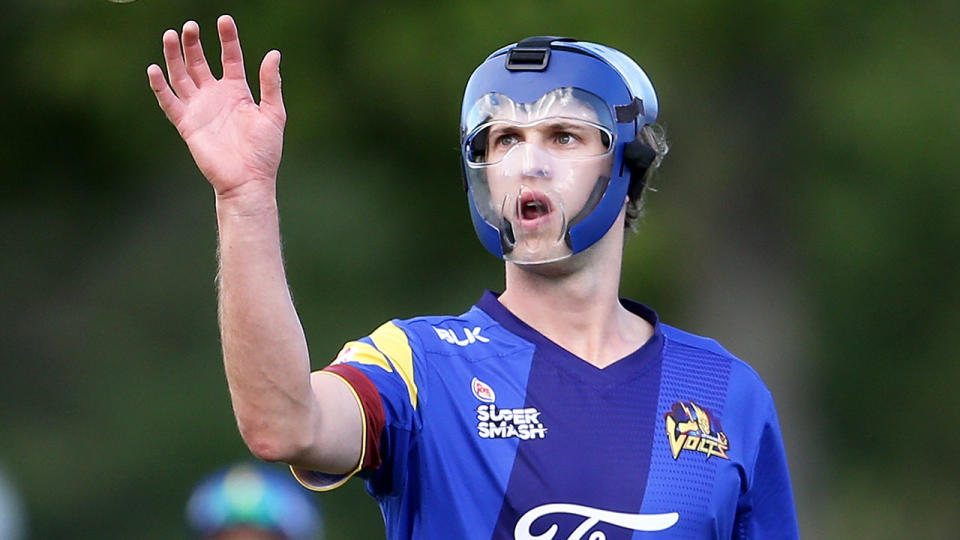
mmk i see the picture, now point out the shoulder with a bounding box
[660,323,735,358]
[660,323,772,398]
[659,323,782,468]
[372,305,527,360]
[385,305,488,346]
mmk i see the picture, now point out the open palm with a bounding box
[147,16,285,199]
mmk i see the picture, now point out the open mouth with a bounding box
[518,190,552,221]
[499,186,569,258]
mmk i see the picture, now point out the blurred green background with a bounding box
[2,0,958,538]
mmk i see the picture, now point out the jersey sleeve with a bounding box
[291,320,423,495]
[733,396,800,539]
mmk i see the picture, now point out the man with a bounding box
[0,465,26,540]
[148,15,799,539]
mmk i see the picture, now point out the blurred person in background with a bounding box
[187,461,323,540]
[149,14,798,539]
[0,464,26,540]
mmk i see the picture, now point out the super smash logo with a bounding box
[472,377,547,440]
[664,401,730,460]
[476,404,547,440]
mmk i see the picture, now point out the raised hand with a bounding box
[147,15,285,201]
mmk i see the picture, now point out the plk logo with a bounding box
[433,325,489,346]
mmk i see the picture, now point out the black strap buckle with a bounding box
[506,47,551,71]
[505,36,575,72]
[615,97,645,123]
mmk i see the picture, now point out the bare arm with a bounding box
[147,15,361,473]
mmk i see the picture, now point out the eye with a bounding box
[553,131,583,146]
[496,133,519,147]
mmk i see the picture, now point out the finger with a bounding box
[162,28,196,98]
[217,14,246,81]
[181,20,214,86]
[259,50,286,123]
[147,64,185,122]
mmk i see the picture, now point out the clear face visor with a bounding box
[462,88,617,264]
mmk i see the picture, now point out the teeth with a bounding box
[520,200,546,219]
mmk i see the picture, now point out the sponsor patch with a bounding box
[471,377,496,403]
[514,504,678,539]
[476,404,547,440]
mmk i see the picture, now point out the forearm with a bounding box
[214,188,317,461]
[149,17,359,470]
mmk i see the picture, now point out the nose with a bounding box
[519,143,552,179]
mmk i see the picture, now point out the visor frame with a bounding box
[463,116,616,167]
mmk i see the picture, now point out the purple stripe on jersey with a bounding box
[476,292,664,540]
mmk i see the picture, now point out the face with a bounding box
[485,119,610,163]
[483,120,614,264]
[463,88,618,264]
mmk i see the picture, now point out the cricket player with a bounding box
[148,15,799,539]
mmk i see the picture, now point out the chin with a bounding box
[508,249,588,278]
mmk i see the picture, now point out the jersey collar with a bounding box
[475,290,664,385]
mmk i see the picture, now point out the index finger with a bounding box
[217,14,246,81]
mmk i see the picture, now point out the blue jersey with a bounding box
[293,291,798,539]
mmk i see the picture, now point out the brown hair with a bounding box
[625,123,669,231]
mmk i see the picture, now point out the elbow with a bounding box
[238,420,312,464]
[244,434,295,463]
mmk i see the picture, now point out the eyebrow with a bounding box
[542,120,579,128]
[488,124,518,134]
[484,120,604,142]
[539,120,594,132]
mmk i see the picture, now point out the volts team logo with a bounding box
[665,401,730,460]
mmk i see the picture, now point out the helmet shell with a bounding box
[460,39,658,258]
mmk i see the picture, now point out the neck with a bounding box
[497,225,653,368]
